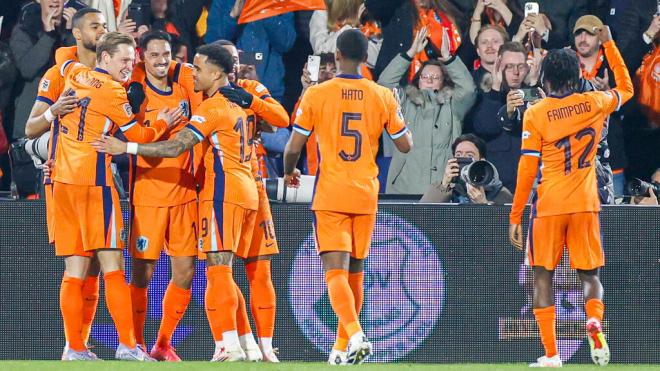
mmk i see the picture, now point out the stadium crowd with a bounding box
[0,0,658,203]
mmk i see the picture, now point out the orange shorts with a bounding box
[198,200,256,255]
[237,183,279,259]
[45,183,55,244]
[527,212,604,270]
[129,200,198,260]
[312,210,376,259]
[52,182,124,257]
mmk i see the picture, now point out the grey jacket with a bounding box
[379,54,476,194]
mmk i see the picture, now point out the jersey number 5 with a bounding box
[554,127,596,175]
[339,112,362,161]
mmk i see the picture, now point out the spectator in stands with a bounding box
[420,134,513,204]
[380,27,476,194]
[8,0,84,140]
[205,0,296,102]
[511,12,552,50]
[573,15,628,200]
[84,0,130,32]
[147,0,206,61]
[469,0,523,45]
[472,41,542,193]
[170,34,188,63]
[512,0,588,49]
[471,25,509,91]
[614,0,659,75]
[630,169,660,205]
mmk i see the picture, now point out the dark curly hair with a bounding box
[196,43,234,74]
[541,49,581,94]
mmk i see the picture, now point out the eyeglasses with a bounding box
[420,73,442,81]
[504,63,530,72]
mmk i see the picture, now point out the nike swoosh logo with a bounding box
[175,310,184,314]
[145,109,157,113]
[265,243,274,247]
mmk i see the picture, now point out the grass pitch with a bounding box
[0,362,658,371]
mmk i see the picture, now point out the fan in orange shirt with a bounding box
[283,29,412,365]
[120,30,203,362]
[92,43,259,362]
[54,32,182,362]
[24,8,108,360]
[202,39,290,362]
[508,26,633,368]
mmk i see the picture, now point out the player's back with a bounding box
[54,63,135,186]
[188,93,258,210]
[524,90,620,216]
[296,76,404,214]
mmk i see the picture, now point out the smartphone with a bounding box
[519,88,541,102]
[524,2,539,17]
[307,55,321,82]
[127,1,150,28]
[239,51,264,66]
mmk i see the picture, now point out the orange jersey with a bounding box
[54,61,169,186]
[130,76,198,207]
[510,41,633,223]
[293,74,408,214]
[186,91,258,210]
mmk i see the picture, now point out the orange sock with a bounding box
[585,298,604,322]
[334,272,364,350]
[156,281,191,347]
[206,265,238,334]
[105,270,137,348]
[235,282,253,336]
[129,284,148,346]
[534,305,557,358]
[60,275,86,351]
[81,275,100,344]
[245,260,276,338]
[204,284,222,341]
[325,269,361,338]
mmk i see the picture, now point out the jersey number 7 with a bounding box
[339,112,362,161]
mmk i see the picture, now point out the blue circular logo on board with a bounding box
[289,212,444,362]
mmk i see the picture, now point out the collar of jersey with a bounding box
[548,92,574,99]
[93,67,109,75]
[336,73,363,79]
[146,77,173,96]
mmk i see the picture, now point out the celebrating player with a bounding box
[25,8,107,359]
[509,26,633,368]
[92,43,259,362]
[123,30,203,361]
[282,29,413,365]
[55,31,181,361]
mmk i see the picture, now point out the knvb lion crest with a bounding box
[289,213,444,362]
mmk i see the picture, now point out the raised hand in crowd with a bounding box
[118,14,137,37]
[439,28,452,62]
[505,90,525,119]
[644,14,660,41]
[590,69,610,91]
[483,0,513,23]
[406,27,429,59]
[62,7,77,30]
[42,7,60,32]
[300,63,314,94]
[525,48,544,86]
[491,57,504,91]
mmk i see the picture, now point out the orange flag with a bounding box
[238,0,326,24]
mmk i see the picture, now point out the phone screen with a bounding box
[524,2,539,17]
[307,55,321,82]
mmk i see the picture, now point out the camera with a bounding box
[627,178,660,198]
[460,160,499,187]
[263,175,315,203]
[24,130,50,167]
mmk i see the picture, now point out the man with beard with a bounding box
[124,30,203,361]
[24,8,107,359]
[574,15,628,201]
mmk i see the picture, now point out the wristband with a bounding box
[43,108,55,123]
[126,142,138,155]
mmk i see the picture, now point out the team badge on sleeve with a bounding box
[256,84,266,93]
[122,103,133,117]
[296,108,303,117]
[522,130,531,140]
[40,79,50,92]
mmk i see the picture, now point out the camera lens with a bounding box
[466,161,495,186]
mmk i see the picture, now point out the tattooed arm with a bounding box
[92,128,201,158]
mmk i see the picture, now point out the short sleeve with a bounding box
[108,86,138,132]
[185,102,216,142]
[36,66,63,106]
[520,110,542,157]
[383,89,408,139]
[292,90,315,137]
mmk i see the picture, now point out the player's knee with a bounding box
[577,268,600,284]
[172,266,194,289]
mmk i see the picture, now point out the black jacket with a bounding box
[514,0,589,49]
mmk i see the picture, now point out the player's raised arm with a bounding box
[596,26,634,110]
[220,83,290,128]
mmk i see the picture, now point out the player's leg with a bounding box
[150,201,198,361]
[528,214,566,368]
[331,258,365,364]
[568,212,608,366]
[53,182,97,360]
[130,258,156,348]
[88,185,153,361]
[80,258,100,346]
[202,201,245,361]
